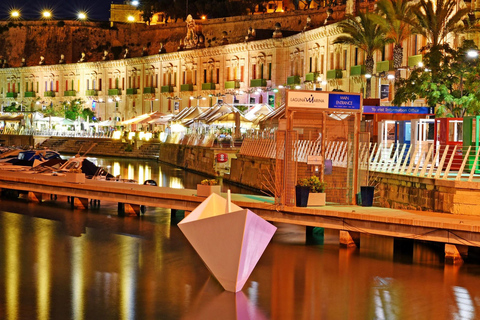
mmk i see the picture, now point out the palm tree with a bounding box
[333,11,386,98]
[410,0,470,51]
[371,0,415,92]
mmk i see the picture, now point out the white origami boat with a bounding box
[178,192,276,292]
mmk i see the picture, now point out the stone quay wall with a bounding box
[373,172,480,214]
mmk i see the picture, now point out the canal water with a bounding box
[1,157,480,319]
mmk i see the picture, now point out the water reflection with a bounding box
[88,157,259,194]
[2,157,480,318]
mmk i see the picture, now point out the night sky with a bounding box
[1,0,124,21]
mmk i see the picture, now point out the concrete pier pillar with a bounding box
[445,244,468,265]
[339,230,360,248]
[28,191,43,202]
[71,197,89,210]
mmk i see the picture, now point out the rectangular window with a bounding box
[204,69,207,83]
[137,76,140,88]
[268,63,272,80]
[56,80,59,92]
[321,54,324,73]
[382,46,386,61]
[309,57,312,73]
[109,78,112,89]
[253,65,256,79]
[87,79,90,90]
[122,78,125,90]
[240,66,244,82]
[216,68,219,84]
[66,80,69,91]
[72,80,74,91]
[8,83,10,93]
[355,48,359,66]
[155,74,158,87]
[183,71,186,84]
[45,81,48,92]
[343,50,347,70]
[99,79,102,91]
[330,53,334,70]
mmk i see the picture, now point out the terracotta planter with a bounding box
[66,172,86,184]
[197,184,221,197]
[307,192,326,206]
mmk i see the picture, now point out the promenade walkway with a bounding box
[0,170,479,262]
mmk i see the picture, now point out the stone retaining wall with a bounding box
[373,172,480,214]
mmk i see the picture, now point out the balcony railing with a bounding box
[225,80,240,89]
[326,69,343,80]
[287,75,301,85]
[64,90,76,97]
[180,84,194,92]
[126,88,137,95]
[376,60,393,73]
[350,65,366,76]
[250,79,267,87]
[6,92,17,98]
[201,83,216,90]
[44,91,55,97]
[408,54,423,68]
[85,89,98,96]
[305,72,320,82]
[24,91,36,98]
[161,85,174,93]
[143,87,155,94]
[108,89,121,96]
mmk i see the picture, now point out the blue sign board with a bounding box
[363,105,433,114]
[328,93,361,110]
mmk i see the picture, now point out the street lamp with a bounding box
[10,10,20,19]
[190,95,206,107]
[78,12,87,20]
[467,50,478,58]
[42,10,52,19]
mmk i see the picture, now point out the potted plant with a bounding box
[197,178,221,197]
[306,176,326,207]
[295,178,310,207]
[296,176,327,207]
[65,168,86,184]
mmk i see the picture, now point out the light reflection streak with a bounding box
[71,236,85,320]
[120,236,138,320]
[5,213,20,320]
[145,164,151,182]
[36,220,53,320]
[157,166,163,187]
[372,277,395,320]
[138,165,144,184]
[128,164,134,180]
[113,162,121,177]
[169,177,184,189]
[453,286,475,319]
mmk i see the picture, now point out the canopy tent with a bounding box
[118,111,172,126]
[174,106,209,123]
[118,113,152,126]
[147,113,173,125]
[184,103,242,127]
[0,114,24,121]
[208,112,252,126]
[244,104,273,121]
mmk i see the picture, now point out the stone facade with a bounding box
[0,2,443,124]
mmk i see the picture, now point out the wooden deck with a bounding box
[1,170,480,252]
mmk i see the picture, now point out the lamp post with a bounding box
[190,95,206,107]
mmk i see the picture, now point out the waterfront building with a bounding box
[0,0,475,124]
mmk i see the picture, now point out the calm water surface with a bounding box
[1,157,480,319]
